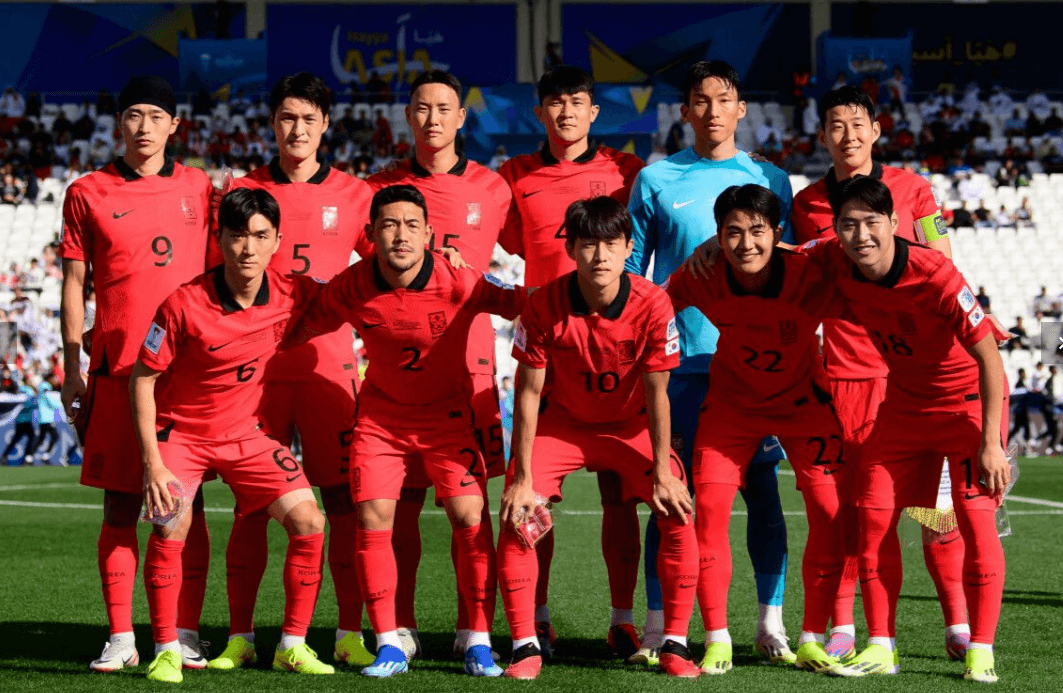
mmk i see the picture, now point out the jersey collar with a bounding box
[567,271,630,319]
[724,251,786,298]
[852,236,909,288]
[824,161,884,208]
[211,265,271,312]
[409,153,469,177]
[540,142,599,166]
[113,156,175,181]
[372,251,435,292]
[267,156,330,185]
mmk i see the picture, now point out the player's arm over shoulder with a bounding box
[464,266,527,320]
[287,265,361,345]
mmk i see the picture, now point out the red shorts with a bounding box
[258,376,357,489]
[350,415,487,503]
[857,397,1008,512]
[79,375,142,494]
[831,377,887,448]
[693,398,845,490]
[470,373,505,479]
[503,412,685,504]
[159,432,311,518]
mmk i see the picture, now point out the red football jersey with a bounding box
[232,159,372,383]
[802,237,992,411]
[297,253,526,424]
[791,162,945,381]
[512,272,678,426]
[60,158,213,378]
[666,249,843,415]
[367,156,513,376]
[498,145,644,288]
[138,267,322,443]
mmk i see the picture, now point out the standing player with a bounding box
[292,185,525,678]
[366,70,513,659]
[132,188,333,682]
[59,76,213,672]
[210,72,376,671]
[626,59,795,663]
[804,178,1008,683]
[666,185,846,675]
[497,65,647,660]
[497,197,700,680]
[790,86,966,662]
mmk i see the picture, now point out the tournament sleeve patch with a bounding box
[665,338,680,356]
[957,286,977,313]
[484,272,514,290]
[513,318,527,351]
[144,322,166,355]
[918,212,948,242]
[968,305,985,327]
[666,317,678,340]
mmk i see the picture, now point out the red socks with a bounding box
[923,525,968,627]
[225,511,270,635]
[955,507,1005,644]
[799,484,844,635]
[392,493,425,629]
[145,534,184,644]
[452,522,497,632]
[832,502,860,628]
[358,528,398,634]
[498,527,538,640]
[602,500,641,611]
[858,507,903,637]
[176,510,210,632]
[98,523,139,635]
[656,514,698,637]
[328,512,364,632]
[695,483,739,632]
[282,533,324,637]
[534,529,554,610]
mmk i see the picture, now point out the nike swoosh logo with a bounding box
[460,477,478,487]
[285,474,302,483]
[679,583,696,589]
[816,225,833,235]
[673,199,696,209]
[207,341,233,352]
[522,190,543,198]
[965,493,979,500]
[361,322,385,330]
[299,579,318,586]
[762,441,781,453]
[112,209,134,219]
[823,468,838,475]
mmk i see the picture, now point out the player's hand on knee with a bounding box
[977,440,1010,498]
[651,473,693,523]
[143,462,178,519]
[680,236,721,279]
[500,480,535,530]
[61,371,87,419]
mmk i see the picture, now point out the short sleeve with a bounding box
[641,289,680,372]
[511,292,550,368]
[59,183,90,262]
[936,263,993,349]
[773,169,796,244]
[625,169,656,276]
[664,264,700,313]
[138,298,181,372]
[496,161,525,257]
[913,180,949,244]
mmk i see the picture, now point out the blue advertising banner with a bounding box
[179,39,268,97]
[561,3,811,94]
[266,4,517,99]
[817,32,913,87]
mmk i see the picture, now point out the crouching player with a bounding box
[667,185,848,674]
[801,178,1009,682]
[131,189,333,683]
[498,197,700,680]
[291,184,525,678]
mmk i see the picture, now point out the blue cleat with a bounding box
[361,645,408,678]
[465,644,504,677]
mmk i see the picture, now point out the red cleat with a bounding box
[535,621,557,658]
[607,623,641,659]
[659,640,700,679]
[503,644,542,680]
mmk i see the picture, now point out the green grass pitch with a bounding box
[2,459,1062,691]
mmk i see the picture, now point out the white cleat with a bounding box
[179,632,210,670]
[90,640,140,672]
[396,628,422,661]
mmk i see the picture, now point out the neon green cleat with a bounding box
[207,636,257,670]
[699,641,733,675]
[828,644,899,677]
[964,648,998,683]
[146,650,183,683]
[334,632,375,667]
[794,642,841,673]
[272,643,335,675]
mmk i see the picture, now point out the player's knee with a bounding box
[358,499,397,531]
[445,495,484,528]
[320,483,356,517]
[281,500,326,536]
[103,490,142,527]
[153,508,193,541]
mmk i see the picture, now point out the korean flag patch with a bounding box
[513,318,527,351]
[144,322,165,355]
[665,338,680,356]
[968,305,985,328]
[957,286,977,313]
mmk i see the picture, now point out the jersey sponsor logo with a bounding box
[665,337,680,356]
[112,209,134,219]
[466,202,482,228]
[618,340,637,364]
[968,305,986,327]
[513,318,527,351]
[958,286,977,313]
[779,320,797,345]
[897,311,918,335]
[590,180,606,196]
[666,317,678,340]
[144,322,166,354]
[672,199,696,210]
[322,205,339,235]
[394,319,420,331]
[180,196,197,224]
[484,273,514,290]
[428,311,447,335]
